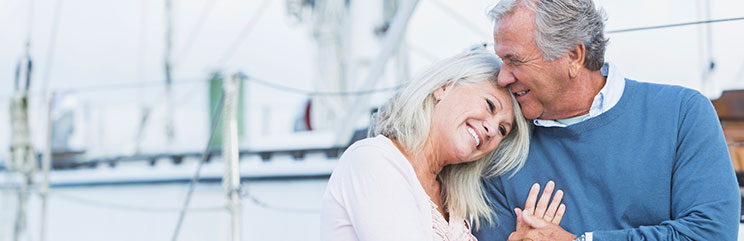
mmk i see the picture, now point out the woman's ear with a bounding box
[433,85,447,102]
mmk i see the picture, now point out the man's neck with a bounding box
[542,69,606,120]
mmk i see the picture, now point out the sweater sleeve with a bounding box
[472,176,514,241]
[330,145,431,241]
[592,92,741,240]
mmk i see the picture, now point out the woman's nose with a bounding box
[482,119,498,138]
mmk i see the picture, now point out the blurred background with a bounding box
[1,0,743,240]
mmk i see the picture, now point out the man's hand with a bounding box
[508,214,577,241]
[509,181,575,241]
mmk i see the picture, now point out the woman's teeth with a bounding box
[468,127,480,147]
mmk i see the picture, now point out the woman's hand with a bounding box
[514,180,566,231]
[508,181,576,241]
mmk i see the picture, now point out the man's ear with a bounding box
[568,44,586,78]
[433,85,447,102]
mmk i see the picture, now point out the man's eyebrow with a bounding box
[503,54,522,62]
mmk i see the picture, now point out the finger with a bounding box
[521,212,549,229]
[515,208,528,231]
[552,203,567,224]
[534,180,555,218]
[543,189,563,222]
[523,183,540,215]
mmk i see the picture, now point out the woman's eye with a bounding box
[486,99,495,113]
[498,125,507,136]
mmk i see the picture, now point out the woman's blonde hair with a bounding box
[370,49,531,229]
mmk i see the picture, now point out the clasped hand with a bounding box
[507,180,577,241]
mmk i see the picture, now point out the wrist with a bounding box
[572,232,586,241]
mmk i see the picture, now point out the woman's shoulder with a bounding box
[337,135,408,172]
[345,135,400,154]
[327,135,423,198]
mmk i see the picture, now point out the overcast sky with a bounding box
[0,0,742,158]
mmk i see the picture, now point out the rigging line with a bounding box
[0,76,403,100]
[428,0,491,39]
[240,189,319,214]
[170,89,225,241]
[25,0,34,56]
[50,191,225,213]
[215,0,271,67]
[248,75,406,96]
[171,78,208,109]
[701,0,715,87]
[137,0,148,103]
[174,0,217,64]
[737,58,744,79]
[606,16,744,34]
[47,78,204,96]
[39,0,64,97]
[112,80,202,152]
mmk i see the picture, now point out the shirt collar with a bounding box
[533,62,625,127]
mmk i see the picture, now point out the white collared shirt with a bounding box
[534,62,625,127]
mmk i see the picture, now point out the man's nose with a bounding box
[496,68,515,88]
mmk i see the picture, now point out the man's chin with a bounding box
[521,109,542,120]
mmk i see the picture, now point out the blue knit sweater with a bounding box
[474,79,740,240]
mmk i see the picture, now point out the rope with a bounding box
[51,191,224,213]
[170,89,225,241]
[215,0,271,67]
[607,17,744,34]
[240,188,319,214]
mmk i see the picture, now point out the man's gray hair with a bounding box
[488,0,609,70]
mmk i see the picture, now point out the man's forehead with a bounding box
[492,7,535,55]
[493,6,533,36]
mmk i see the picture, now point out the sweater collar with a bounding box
[534,62,626,127]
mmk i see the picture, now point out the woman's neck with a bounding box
[393,139,442,185]
[392,138,446,203]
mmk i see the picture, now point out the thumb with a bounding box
[522,212,549,229]
[514,208,527,231]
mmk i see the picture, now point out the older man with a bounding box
[473,0,741,240]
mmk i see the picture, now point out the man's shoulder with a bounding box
[627,79,705,104]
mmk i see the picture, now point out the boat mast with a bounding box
[9,0,37,240]
[309,0,351,131]
[222,73,244,241]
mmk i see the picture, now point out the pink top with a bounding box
[430,200,478,241]
[322,135,479,241]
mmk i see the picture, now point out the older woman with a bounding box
[321,50,564,241]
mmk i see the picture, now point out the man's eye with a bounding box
[498,125,507,136]
[509,57,523,65]
[486,99,495,113]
